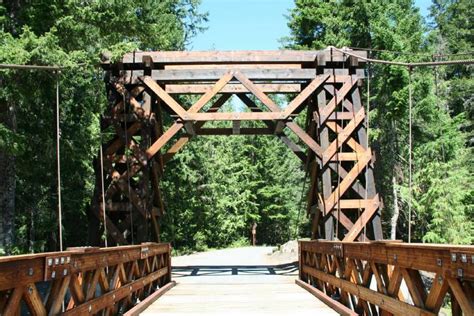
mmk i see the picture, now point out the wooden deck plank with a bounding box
[141,273,338,315]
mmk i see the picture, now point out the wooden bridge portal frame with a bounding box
[91,48,382,246]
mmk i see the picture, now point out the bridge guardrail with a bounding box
[299,240,474,315]
[0,242,171,315]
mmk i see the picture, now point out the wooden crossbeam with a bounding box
[165,83,301,94]
[146,72,234,159]
[196,127,272,135]
[321,107,366,166]
[282,74,330,118]
[140,76,188,118]
[232,82,323,158]
[184,111,284,121]
[317,78,358,125]
[343,195,380,241]
[114,50,367,65]
[161,94,231,164]
[236,93,308,162]
[323,150,372,213]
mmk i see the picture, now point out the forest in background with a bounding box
[0,0,472,255]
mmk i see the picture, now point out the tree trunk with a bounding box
[390,175,400,240]
[0,101,17,254]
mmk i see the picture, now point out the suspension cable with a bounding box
[123,93,135,244]
[408,67,413,243]
[363,60,371,242]
[334,49,344,240]
[346,47,474,58]
[55,71,63,252]
[330,46,474,68]
[294,166,309,239]
[99,125,108,248]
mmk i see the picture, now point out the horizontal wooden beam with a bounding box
[183,112,285,121]
[109,50,367,66]
[302,265,435,316]
[164,63,302,69]
[123,281,176,316]
[124,68,327,82]
[196,128,273,135]
[165,83,302,94]
[295,279,358,316]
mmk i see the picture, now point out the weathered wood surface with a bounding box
[93,48,379,245]
[103,49,367,67]
[299,240,474,316]
[142,267,338,315]
[0,243,172,315]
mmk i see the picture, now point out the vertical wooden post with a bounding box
[298,240,306,282]
[166,243,172,284]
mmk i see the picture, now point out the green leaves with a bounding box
[0,0,207,253]
[160,110,305,250]
[285,0,473,244]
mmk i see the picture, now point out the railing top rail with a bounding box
[299,239,474,251]
[0,242,168,263]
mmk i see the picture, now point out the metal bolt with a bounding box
[457,268,463,278]
[47,258,53,266]
[51,271,56,279]
[66,256,71,264]
[60,257,65,264]
[28,268,34,276]
[28,286,33,295]
[88,305,92,313]
[436,258,442,267]
[461,254,467,263]
[393,254,397,262]
[129,285,133,291]
[63,269,68,276]
[451,253,457,262]
[112,294,116,300]
[55,258,60,265]
[438,276,443,284]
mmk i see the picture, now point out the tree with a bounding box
[160,100,305,250]
[284,0,473,244]
[0,0,207,253]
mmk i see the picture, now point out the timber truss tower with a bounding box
[90,48,383,245]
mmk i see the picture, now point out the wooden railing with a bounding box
[0,243,171,315]
[299,240,474,316]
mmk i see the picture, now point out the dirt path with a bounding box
[172,246,288,267]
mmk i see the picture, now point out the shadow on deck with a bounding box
[172,261,299,278]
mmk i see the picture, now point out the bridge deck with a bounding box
[136,247,339,315]
[141,264,337,315]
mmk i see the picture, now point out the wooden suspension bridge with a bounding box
[0,48,473,315]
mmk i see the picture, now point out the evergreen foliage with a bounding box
[285,0,473,244]
[0,0,207,253]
